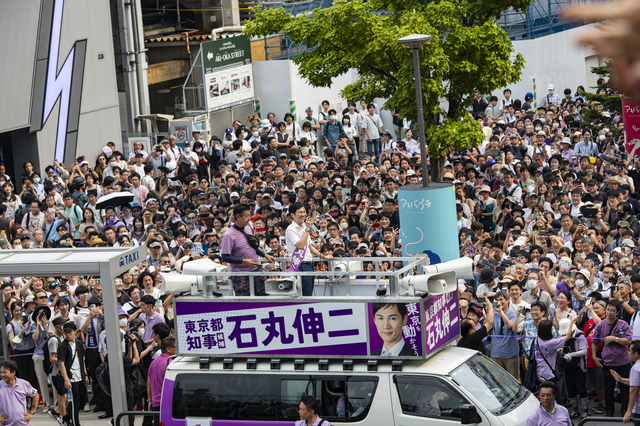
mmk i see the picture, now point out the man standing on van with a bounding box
[297,396,331,426]
[371,303,418,356]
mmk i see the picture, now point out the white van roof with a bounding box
[165,346,478,376]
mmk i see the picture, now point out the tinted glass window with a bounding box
[395,376,469,420]
[172,374,277,420]
[173,373,378,423]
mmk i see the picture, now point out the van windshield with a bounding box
[449,354,521,415]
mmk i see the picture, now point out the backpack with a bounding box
[15,205,30,227]
[557,333,582,369]
[42,335,60,375]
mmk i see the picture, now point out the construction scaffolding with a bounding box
[497,0,610,40]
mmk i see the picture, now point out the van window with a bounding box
[281,376,378,422]
[173,374,377,423]
[394,376,469,420]
[172,374,277,420]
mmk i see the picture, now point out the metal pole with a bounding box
[412,47,430,188]
[0,300,9,361]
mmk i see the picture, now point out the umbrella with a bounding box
[96,192,134,210]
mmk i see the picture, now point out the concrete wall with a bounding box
[491,25,599,105]
[0,0,121,172]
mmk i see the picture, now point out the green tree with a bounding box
[579,63,622,137]
[244,0,529,181]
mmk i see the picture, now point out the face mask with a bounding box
[109,162,116,168]
[184,147,191,153]
[369,215,378,221]
[119,319,128,328]
[259,240,265,247]
[599,135,605,141]
[550,149,556,155]
[526,280,537,289]
[575,279,585,286]
[603,128,610,132]
[553,123,559,128]
[328,211,339,218]
[137,328,145,337]
[33,178,40,184]
[196,149,202,153]
[535,127,542,131]
[252,131,259,137]
[340,223,348,230]
[375,250,386,256]
[330,115,337,120]
[548,90,554,95]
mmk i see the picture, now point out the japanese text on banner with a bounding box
[176,303,368,355]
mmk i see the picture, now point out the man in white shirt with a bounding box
[285,203,332,296]
[179,141,199,169]
[21,200,46,236]
[570,190,585,218]
[361,104,383,159]
[500,88,512,111]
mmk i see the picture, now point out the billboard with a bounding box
[174,297,460,359]
[202,36,254,112]
[623,98,640,159]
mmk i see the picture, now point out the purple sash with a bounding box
[288,241,308,272]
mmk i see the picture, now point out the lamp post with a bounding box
[397,34,432,187]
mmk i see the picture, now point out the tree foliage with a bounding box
[244,0,530,180]
[579,63,623,136]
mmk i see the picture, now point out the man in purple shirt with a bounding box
[526,381,571,426]
[611,340,640,424]
[0,360,39,426]
[220,204,274,296]
[296,396,332,426]
[147,337,175,426]
[591,299,633,417]
[138,295,166,345]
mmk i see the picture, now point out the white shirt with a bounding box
[380,339,407,356]
[285,221,313,262]
[361,114,383,140]
[68,342,82,382]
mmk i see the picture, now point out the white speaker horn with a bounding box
[401,271,458,296]
[423,257,474,280]
[333,260,363,272]
[265,277,298,296]
[161,273,203,295]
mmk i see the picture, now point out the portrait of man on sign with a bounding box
[371,302,418,356]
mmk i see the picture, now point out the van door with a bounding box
[390,375,491,426]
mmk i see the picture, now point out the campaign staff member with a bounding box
[297,396,332,426]
[371,303,418,356]
[286,203,332,296]
[0,360,39,426]
[221,204,275,296]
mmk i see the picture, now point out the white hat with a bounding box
[577,269,591,282]
[547,84,555,90]
[230,191,240,198]
[558,318,576,336]
[262,119,270,127]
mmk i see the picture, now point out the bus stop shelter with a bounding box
[0,246,148,417]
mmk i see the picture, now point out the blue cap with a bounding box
[72,177,85,185]
[225,127,232,133]
[525,92,533,99]
[381,130,393,136]
[487,159,496,166]
[130,202,142,209]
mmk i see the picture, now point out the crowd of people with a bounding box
[0,80,639,425]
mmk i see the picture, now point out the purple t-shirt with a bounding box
[535,337,565,380]
[140,311,165,343]
[0,378,38,426]
[148,353,172,407]
[631,361,640,414]
[220,225,259,272]
[526,403,572,426]
[592,319,631,367]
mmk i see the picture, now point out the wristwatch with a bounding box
[616,337,620,343]
[29,410,36,415]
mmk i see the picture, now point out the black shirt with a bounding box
[458,326,488,355]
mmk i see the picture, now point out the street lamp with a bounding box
[397,34,432,187]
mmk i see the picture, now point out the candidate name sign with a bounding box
[175,301,369,356]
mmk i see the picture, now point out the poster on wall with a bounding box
[623,98,640,159]
[203,35,254,112]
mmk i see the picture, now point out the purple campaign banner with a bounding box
[423,291,460,357]
[367,302,423,357]
[174,301,369,356]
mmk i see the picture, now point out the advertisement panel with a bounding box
[175,298,459,359]
[203,35,254,112]
[622,98,640,159]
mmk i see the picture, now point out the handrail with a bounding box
[115,410,159,426]
[577,416,625,426]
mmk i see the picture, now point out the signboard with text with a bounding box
[202,35,254,112]
[423,291,460,357]
[175,297,460,359]
[623,98,640,159]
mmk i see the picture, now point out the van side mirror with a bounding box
[460,404,481,424]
